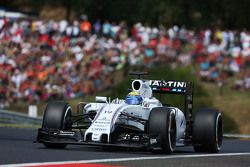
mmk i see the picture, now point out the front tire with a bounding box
[42,101,72,149]
[148,107,176,154]
[193,108,223,153]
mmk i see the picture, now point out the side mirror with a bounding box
[95,96,108,103]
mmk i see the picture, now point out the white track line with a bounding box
[224,134,250,139]
[1,152,250,167]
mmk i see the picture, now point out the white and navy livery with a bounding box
[37,73,223,154]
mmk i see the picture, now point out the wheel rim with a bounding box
[63,106,72,130]
[216,113,223,150]
[168,112,176,152]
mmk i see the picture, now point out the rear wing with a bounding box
[148,80,192,95]
[148,80,193,124]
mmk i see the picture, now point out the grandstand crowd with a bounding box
[0,16,250,108]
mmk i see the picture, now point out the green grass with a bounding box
[202,83,250,134]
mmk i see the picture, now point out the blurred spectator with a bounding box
[0,16,250,109]
[80,17,91,36]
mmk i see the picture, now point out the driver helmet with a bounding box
[125,91,143,105]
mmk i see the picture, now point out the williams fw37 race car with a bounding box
[37,72,223,154]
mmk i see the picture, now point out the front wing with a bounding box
[36,128,154,150]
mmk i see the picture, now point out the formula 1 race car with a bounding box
[37,72,223,153]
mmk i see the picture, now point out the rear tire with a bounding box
[148,107,176,154]
[42,101,72,149]
[193,108,223,153]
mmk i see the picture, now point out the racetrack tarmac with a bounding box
[0,128,249,167]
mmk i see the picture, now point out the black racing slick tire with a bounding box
[193,108,223,153]
[148,107,176,154]
[42,101,72,149]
